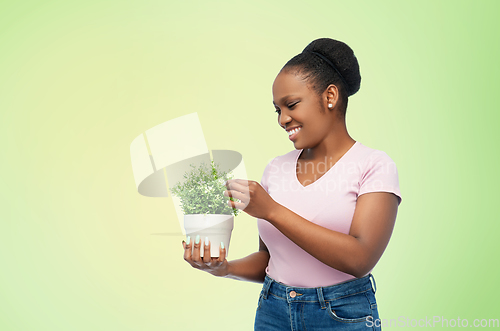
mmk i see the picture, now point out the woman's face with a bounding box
[272,70,338,150]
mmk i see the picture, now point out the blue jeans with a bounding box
[254,274,381,330]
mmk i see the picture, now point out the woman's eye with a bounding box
[275,108,281,114]
[288,102,298,109]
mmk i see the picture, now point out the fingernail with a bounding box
[220,242,225,249]
[195,235,200,244]
[186,236,191,245]
[205,237,209,246]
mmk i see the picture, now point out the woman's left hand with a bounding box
[224,179,278,220]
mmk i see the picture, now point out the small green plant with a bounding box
[170,161,239,216]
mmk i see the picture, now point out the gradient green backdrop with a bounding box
[1,0,499,330]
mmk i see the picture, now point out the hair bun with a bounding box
[303,38,361,96]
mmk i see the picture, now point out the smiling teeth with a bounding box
[287,127,301,136]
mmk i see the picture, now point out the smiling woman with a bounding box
[182,38,402,331]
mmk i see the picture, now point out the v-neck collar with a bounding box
[294,141,359,188]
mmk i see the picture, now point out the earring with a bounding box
[328,103,333,108]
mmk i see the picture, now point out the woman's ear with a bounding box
[325,84,339,109]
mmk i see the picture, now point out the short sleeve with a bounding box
[359,151,402,205]
[260,157,278,193]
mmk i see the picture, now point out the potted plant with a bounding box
[170,161,239,258]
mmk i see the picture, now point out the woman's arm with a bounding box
[183,235,270,284]
[226,180,399,278]
[224,237,269,283]
[267,192,399,278]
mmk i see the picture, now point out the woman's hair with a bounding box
[282,38,361,116]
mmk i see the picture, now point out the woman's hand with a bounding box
[182,236,229,277]
[224,179,278,220]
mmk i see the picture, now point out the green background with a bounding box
[1,0,499,330]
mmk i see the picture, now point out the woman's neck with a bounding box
[300,122,355,162]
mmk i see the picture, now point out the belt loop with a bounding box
[369,273,377,294]
[317,287,326,309]
[262,276,273,299]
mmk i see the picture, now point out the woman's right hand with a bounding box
[182,236,229,277]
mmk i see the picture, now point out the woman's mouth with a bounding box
[287,126,302,141]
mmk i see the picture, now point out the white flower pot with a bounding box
[184,214,234,258]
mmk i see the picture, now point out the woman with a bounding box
[182,38,401,330]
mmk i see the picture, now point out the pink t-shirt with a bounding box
[257,141,402,287]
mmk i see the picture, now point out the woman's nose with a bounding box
[278,112,291,128]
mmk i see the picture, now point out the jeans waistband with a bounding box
[261,273,377,309]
